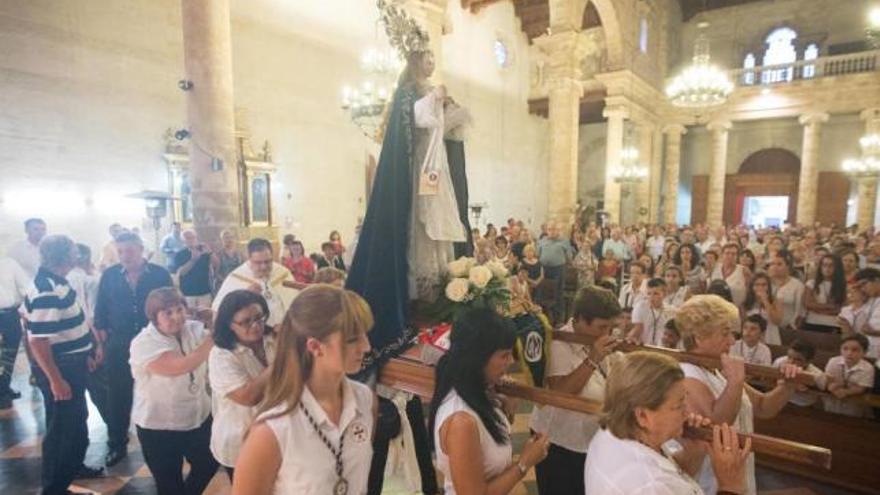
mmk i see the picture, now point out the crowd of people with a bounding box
[1,215,879,495]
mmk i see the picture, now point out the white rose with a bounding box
[486,260,508,279]
[469,265,493,289]
[445,278,470,302]
[447,258,471,278]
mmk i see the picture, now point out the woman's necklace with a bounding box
[175,334,199,394]
[300,403,348,495]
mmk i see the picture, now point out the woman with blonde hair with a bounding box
[676,295,802,495]
[584,351,751,495]
[232,284,374,495]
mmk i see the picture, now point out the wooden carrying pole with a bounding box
[550,330,880,409]
[380,357,833,471]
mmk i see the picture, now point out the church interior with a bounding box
[1,0,880,494]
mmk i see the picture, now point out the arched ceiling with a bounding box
[462,0,770,40]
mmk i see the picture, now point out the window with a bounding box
[761,27,798,83]
[639,18,649,53]
[493,39,509,68]
[803,43,819,78]
[743,53,756,85]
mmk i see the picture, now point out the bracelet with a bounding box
[515,461,528,477]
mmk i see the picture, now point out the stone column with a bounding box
[633,122,653,223]
[535,32,590,224]
[603,106,628,224]
[649,126,664,224]
[662,124,687,225]
[796,112,829,226]
[181,0,240,244]
[857,177,878,229]
[706,120,731,227]
[856,108,880,229]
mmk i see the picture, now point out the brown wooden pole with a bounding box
[550,330,880,409]
[379,357,832,471]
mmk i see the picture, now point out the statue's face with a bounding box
[419,51,435,78]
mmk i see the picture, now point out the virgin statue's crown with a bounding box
[377,0,431,58]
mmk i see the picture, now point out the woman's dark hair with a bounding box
[706,279,734,303]
[739,249,756,271]
[813,254,847,306]
[429,308,516,445]
[673,243,701,267]
[744,272,775,309]
[282,234,296,245]
[214,290,271,350]
[774,249,795,272]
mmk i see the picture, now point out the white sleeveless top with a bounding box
[259,379,374,495]
[434,389,512,495]
[710,265,747,309]
[681,363,756,495]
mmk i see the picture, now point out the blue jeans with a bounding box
[33,352,90,495]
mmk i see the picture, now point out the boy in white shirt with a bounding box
[618,262,647,310]
[772,339,824,407]
[823,334,876,417]
[730,314,773,366]
[660,319,682,350]
[628,278,674,346]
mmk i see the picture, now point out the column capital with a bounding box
[603,105,629,121]
[662,123,688,136]
[707,120,732,133]
[535,31,593,84]
[860,108,880,122]
[798,112,829,126]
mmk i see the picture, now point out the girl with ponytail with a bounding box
[429,308,550,495]
[233,284,375,495]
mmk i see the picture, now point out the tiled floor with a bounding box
[0,351,860,495]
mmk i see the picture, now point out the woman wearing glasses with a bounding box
[209,290,277,480]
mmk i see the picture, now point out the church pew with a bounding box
[755,404,880,495]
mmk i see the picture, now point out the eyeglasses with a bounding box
[233,314,266,328]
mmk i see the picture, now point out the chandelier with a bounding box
[610,127,648,184]
[666,22,734,108]
[341,47,403,141]
[868,7,880,48]
[842,133,880,177]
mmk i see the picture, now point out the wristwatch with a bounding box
[516,461,528,476]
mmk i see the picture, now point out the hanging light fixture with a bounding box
[842,132,880,177]
[666,22,734,108]
[340,47,403,142]
[610,125,648,183]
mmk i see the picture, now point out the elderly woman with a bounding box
[676,295,801,495]
[584,351,751,495]
[209,290,276,480]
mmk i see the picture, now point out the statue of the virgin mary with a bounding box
[347,0,473,371]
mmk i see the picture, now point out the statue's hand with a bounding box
[434,85,447,99]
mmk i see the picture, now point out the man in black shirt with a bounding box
[173,229,213,310]
[93,232,172,466]
[316,241,346,271]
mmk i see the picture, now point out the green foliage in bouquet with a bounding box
[420,257,511,324]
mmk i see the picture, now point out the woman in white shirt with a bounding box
[742,274,784,345]
[676,295,801,495]
[530,286,623,495]
[209,290,276,480]
[803,254,847,333]
[430,308,550,495]
[233,284,374,495]
[709,244,751,312]
[129,287,217,495]
[663,266,691,308]
[768,250,805,335]
[584,351,751,495]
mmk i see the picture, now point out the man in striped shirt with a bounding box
[25,235,101,494]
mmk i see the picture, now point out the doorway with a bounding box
[742,196,789,227]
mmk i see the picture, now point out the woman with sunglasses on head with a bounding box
[209,290,276,481]
[233,284,374,495]
[430,308,550,495]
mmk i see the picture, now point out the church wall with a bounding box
[677,0,873,72]
[0,0,185,257]
[0,0,548,259]
[577,122,607,210]
[442,2,549,230]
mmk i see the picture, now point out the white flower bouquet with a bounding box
[424,256,511,323]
